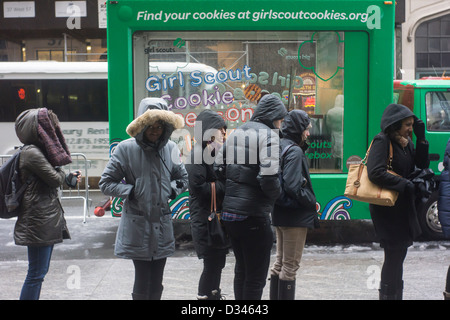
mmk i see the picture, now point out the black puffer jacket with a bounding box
[13,109,70,246]
[215,94,287,217]
[186,110,228,257]
[272,110,317,228]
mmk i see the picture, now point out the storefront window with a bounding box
[133,31,344,172]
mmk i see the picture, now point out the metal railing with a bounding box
[60,153,91,223]
[0,152,91,223]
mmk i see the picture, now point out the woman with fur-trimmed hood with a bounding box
[99,98,188,300]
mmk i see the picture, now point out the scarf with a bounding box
[37,108,72,166]
[390,131,409,148]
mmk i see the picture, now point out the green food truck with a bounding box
[105,0,446,239]
[394,77,450,239]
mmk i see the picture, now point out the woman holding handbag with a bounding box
[185,110,228,300]
[367,103,429,300]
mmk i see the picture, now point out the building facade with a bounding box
[0,0,106,61]
[0,0,449,80]
[400,0,450,79]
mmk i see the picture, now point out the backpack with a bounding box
[0,148,32,219]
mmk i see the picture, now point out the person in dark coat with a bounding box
[269,110,317,300]
[215,94,287,300]
[437,138,450,300]
[185,110,228,300]
[14,108,81,300]
[367,103,429,300]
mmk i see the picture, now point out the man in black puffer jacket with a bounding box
[215,94,287,300]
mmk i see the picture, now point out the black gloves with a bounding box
[404,181,415,194]
[413,119,426,141]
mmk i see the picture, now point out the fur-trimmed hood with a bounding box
[126,98,184,151]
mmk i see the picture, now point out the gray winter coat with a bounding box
[99,98,188,261]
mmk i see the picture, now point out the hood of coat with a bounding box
[15,108,40,146]
[281,109,311,144]
[380,103,417,132]
[126,98,184,151]
[250,94,287,129]
[195,109,226,147]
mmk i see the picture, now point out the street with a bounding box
[0,191,449,301]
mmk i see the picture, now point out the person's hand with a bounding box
[413,119,426,141]
[72,170,82,183]
[405,180,415,194]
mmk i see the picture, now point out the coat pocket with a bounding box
[119,213,145,247]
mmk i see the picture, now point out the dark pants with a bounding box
[381,246,408,292]
[132,258,167,300]
[198,253,226,297]
[223,216,273,300]
[20,245,54,300]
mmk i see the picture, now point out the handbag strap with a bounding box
[362,139,394,170]
[210,182,217,213]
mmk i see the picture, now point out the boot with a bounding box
[396,281,404,300]
[269,274,279,300]
[197,289,225,300]
[148,285,164,300]
[443,291,450,300]
[379,282,402,300]
[278,279,296,300]
[210,289,226,300]
[132,292,149,300]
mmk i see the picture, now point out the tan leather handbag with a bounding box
[344,141,399,206]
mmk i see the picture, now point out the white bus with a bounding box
[0,61,109,184]
[0,61,219,187]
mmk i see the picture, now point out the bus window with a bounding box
[133,31,345,173]
[0,79,108,122]
[426,91,450,131]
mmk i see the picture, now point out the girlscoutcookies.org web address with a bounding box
[139,5,382,28]
[248,9,370,23]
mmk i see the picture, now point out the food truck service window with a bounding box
[133,31,345,173]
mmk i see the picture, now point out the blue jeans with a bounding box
[20,245,54,300]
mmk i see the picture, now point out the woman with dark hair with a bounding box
[185,110,228,300]
[270,110,317,300]
[367,103,429,300]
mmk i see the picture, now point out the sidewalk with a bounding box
[0,231,448,300]
[0,191,448,300]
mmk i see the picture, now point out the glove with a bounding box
[176,180,184,189]
[404,181,415,194]
[169,189,177,200]
[413,119,426,141]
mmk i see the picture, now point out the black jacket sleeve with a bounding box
[367,134,409,193]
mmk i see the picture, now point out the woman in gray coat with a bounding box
[99,98,188,300]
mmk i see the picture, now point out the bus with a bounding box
[0,60,216,188]
[0,61,109,183]
[105,0,444,238]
